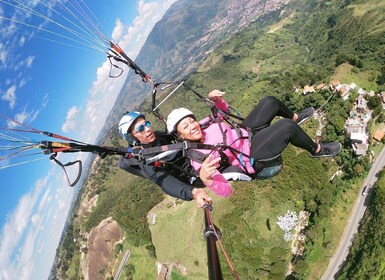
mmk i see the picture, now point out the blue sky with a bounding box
[0,0,176,279]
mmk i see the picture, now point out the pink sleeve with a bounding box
[214,98,229,112]
[207,171,233,197]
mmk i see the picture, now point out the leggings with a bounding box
[241,96,318,161]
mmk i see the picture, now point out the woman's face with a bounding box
[176,116,202,141]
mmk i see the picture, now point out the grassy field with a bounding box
[149,198,208,279]
[121,244,158,279]
[332,63,379,91]
[350,1,385,34]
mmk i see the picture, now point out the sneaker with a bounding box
[296,107,315,125]
[310,142,342,158]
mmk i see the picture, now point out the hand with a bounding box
[208,89,225,102]
[192,188,212,208]
[199,155,221,186]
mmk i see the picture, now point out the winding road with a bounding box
[322,147,385,279]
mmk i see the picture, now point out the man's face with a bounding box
[131,117,156,144]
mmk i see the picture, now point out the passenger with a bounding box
[166,91,342,197]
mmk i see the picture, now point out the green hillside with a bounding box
[53,0,385,279]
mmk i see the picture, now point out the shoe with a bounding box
[296,107,315,125]
[310,142,342,158]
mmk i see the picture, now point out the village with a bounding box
[300,80,385,157]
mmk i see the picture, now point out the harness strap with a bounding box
[210,107,228,145]
[139,142,221,156]
[49,153,82,187]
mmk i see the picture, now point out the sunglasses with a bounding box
[134,120,151,133]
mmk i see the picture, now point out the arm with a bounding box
[208,89,229,112]
[119,156,211,206]
[150,168,212,207]
[119,156,148,178]
[199,155,233,197]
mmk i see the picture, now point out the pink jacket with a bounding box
[190,99,255,197]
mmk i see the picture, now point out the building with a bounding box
[303,85,315,95]
[350,82,358,90]
[351,132,367,143]
[345,118,365,134]
[331,80,340,90]
[373,130,384,142]
[344,94,371,156]
[315,83,327,90]
[353,143,369,156]
[340,88,350,100]
[356,96,367,113]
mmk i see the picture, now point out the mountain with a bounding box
[99,0,294,140]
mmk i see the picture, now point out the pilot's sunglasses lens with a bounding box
[136,121,151,132]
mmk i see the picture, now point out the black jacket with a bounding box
[118,131,202,201]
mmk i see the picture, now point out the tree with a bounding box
[124,264,135,279]
[327,14,337,28]
[145,244,157,258]
[376,66,385,85]
[377,113,385,124]
[115,243,123,255]
[353,164,364,177]
[367,95,381,110]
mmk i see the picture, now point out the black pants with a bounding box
[241,96,318,161]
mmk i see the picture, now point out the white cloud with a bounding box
[80,0,177,144]
[31,214,40,226]
[6,108,39,128]
[111,18,125,42]
[0,176,46,279]
[19,78,27,88]
[61,106,79,133]
[19,36,26,47]
[0,49,7,65]
[0,168,75,280]
[26,56,34,68]
[2,85,16,109]
[41,93,49,108]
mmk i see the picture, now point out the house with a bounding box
[353,143,369,156]
[373,130,384,142]
[315,83,327,90]
[350,82,358,90]
[303,85,315,95]
[345,118,364,134]
[350,132,367,144]
[335,84,343,92]
[340,88,350,100]
[381,92,385,103]
[358,88,366,95]
[356,96,367,113]
[331,80,340,90]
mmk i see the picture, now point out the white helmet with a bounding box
[166,108,195,133]
[118,111,145,144]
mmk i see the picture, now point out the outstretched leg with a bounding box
[241,96,295,131]
[250,119,318,160]
[241,96,314,131]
